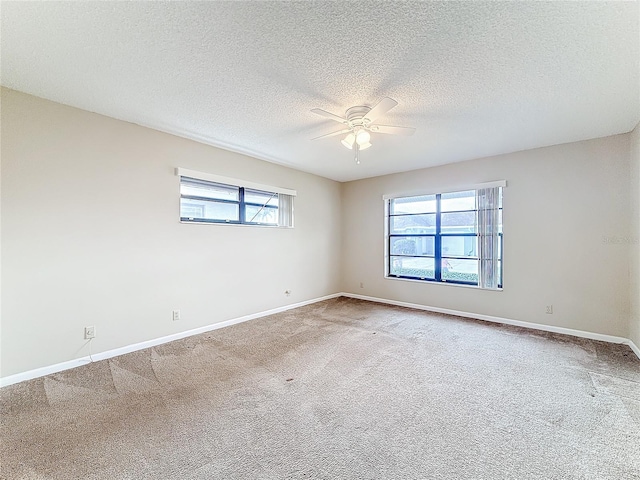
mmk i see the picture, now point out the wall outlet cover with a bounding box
[84,326,95,340]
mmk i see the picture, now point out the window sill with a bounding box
[384,275,503,291]
[179,220,292,228]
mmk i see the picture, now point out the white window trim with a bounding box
[383,181,505,290]
[176,167,297,197]
[384,274,503,291]
[382,180,506,201]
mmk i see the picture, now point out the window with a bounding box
[177,168,295,227]
[385,183,504,289]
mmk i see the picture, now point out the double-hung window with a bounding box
[177,168,295,227]
[385,182,504,289]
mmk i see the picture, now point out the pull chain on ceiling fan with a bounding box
[311,97,416,164]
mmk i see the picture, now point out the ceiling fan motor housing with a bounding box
[345,106,373,130]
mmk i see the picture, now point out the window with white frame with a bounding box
[176,168,295,227]
[385,182,504,289]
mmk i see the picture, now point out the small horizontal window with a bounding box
[178,174,294,227]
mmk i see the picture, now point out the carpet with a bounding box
[1,297,639,479]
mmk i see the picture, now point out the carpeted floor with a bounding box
[1,297,639,479]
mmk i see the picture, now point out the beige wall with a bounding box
[2,87,638,380]
[630,122,640,347]
[341,134,632,338]
[0,89,342,377]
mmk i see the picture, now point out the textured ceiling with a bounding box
[2,1,639,182]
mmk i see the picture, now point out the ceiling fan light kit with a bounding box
[311,97,416,164]
[356,130,370,145]
[341,133,356,149]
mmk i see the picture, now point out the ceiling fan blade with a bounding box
[370,124,416,136]
[311,108,347,124]
[311,128,351,140]
[364,97,398,123]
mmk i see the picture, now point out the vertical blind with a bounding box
[477,186,501,289]
[278,193,294,228]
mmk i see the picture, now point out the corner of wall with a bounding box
[338,180,349,293]
[629,121,640,347]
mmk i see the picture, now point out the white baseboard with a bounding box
[627,339,640,359]
[342,292,640,360]
[0,293,342,388]
[3,292,637,388]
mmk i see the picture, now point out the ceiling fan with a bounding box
[311,97,416,164]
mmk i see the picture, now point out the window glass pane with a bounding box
[245,189,279,207]
[390,214,436,234]
[441,190,475,212]
[390,236,435,256]
[389,256,435,279]
[441,211,476,233]
[386,188,503,288]
[442,236,477,258]
[181,178,239,202]
[180,202,205,219]
[441,258,478,284]
[180,198,239,222]
[245,205,278,224]
[391,195,436,214]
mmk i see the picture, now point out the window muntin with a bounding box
[180,177,286,226]
[387,188,503,288]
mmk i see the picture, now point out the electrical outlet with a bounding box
[172,310,180,321]
[360,282,364,288]
[84,326,96,340]
[546,305,553,314]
